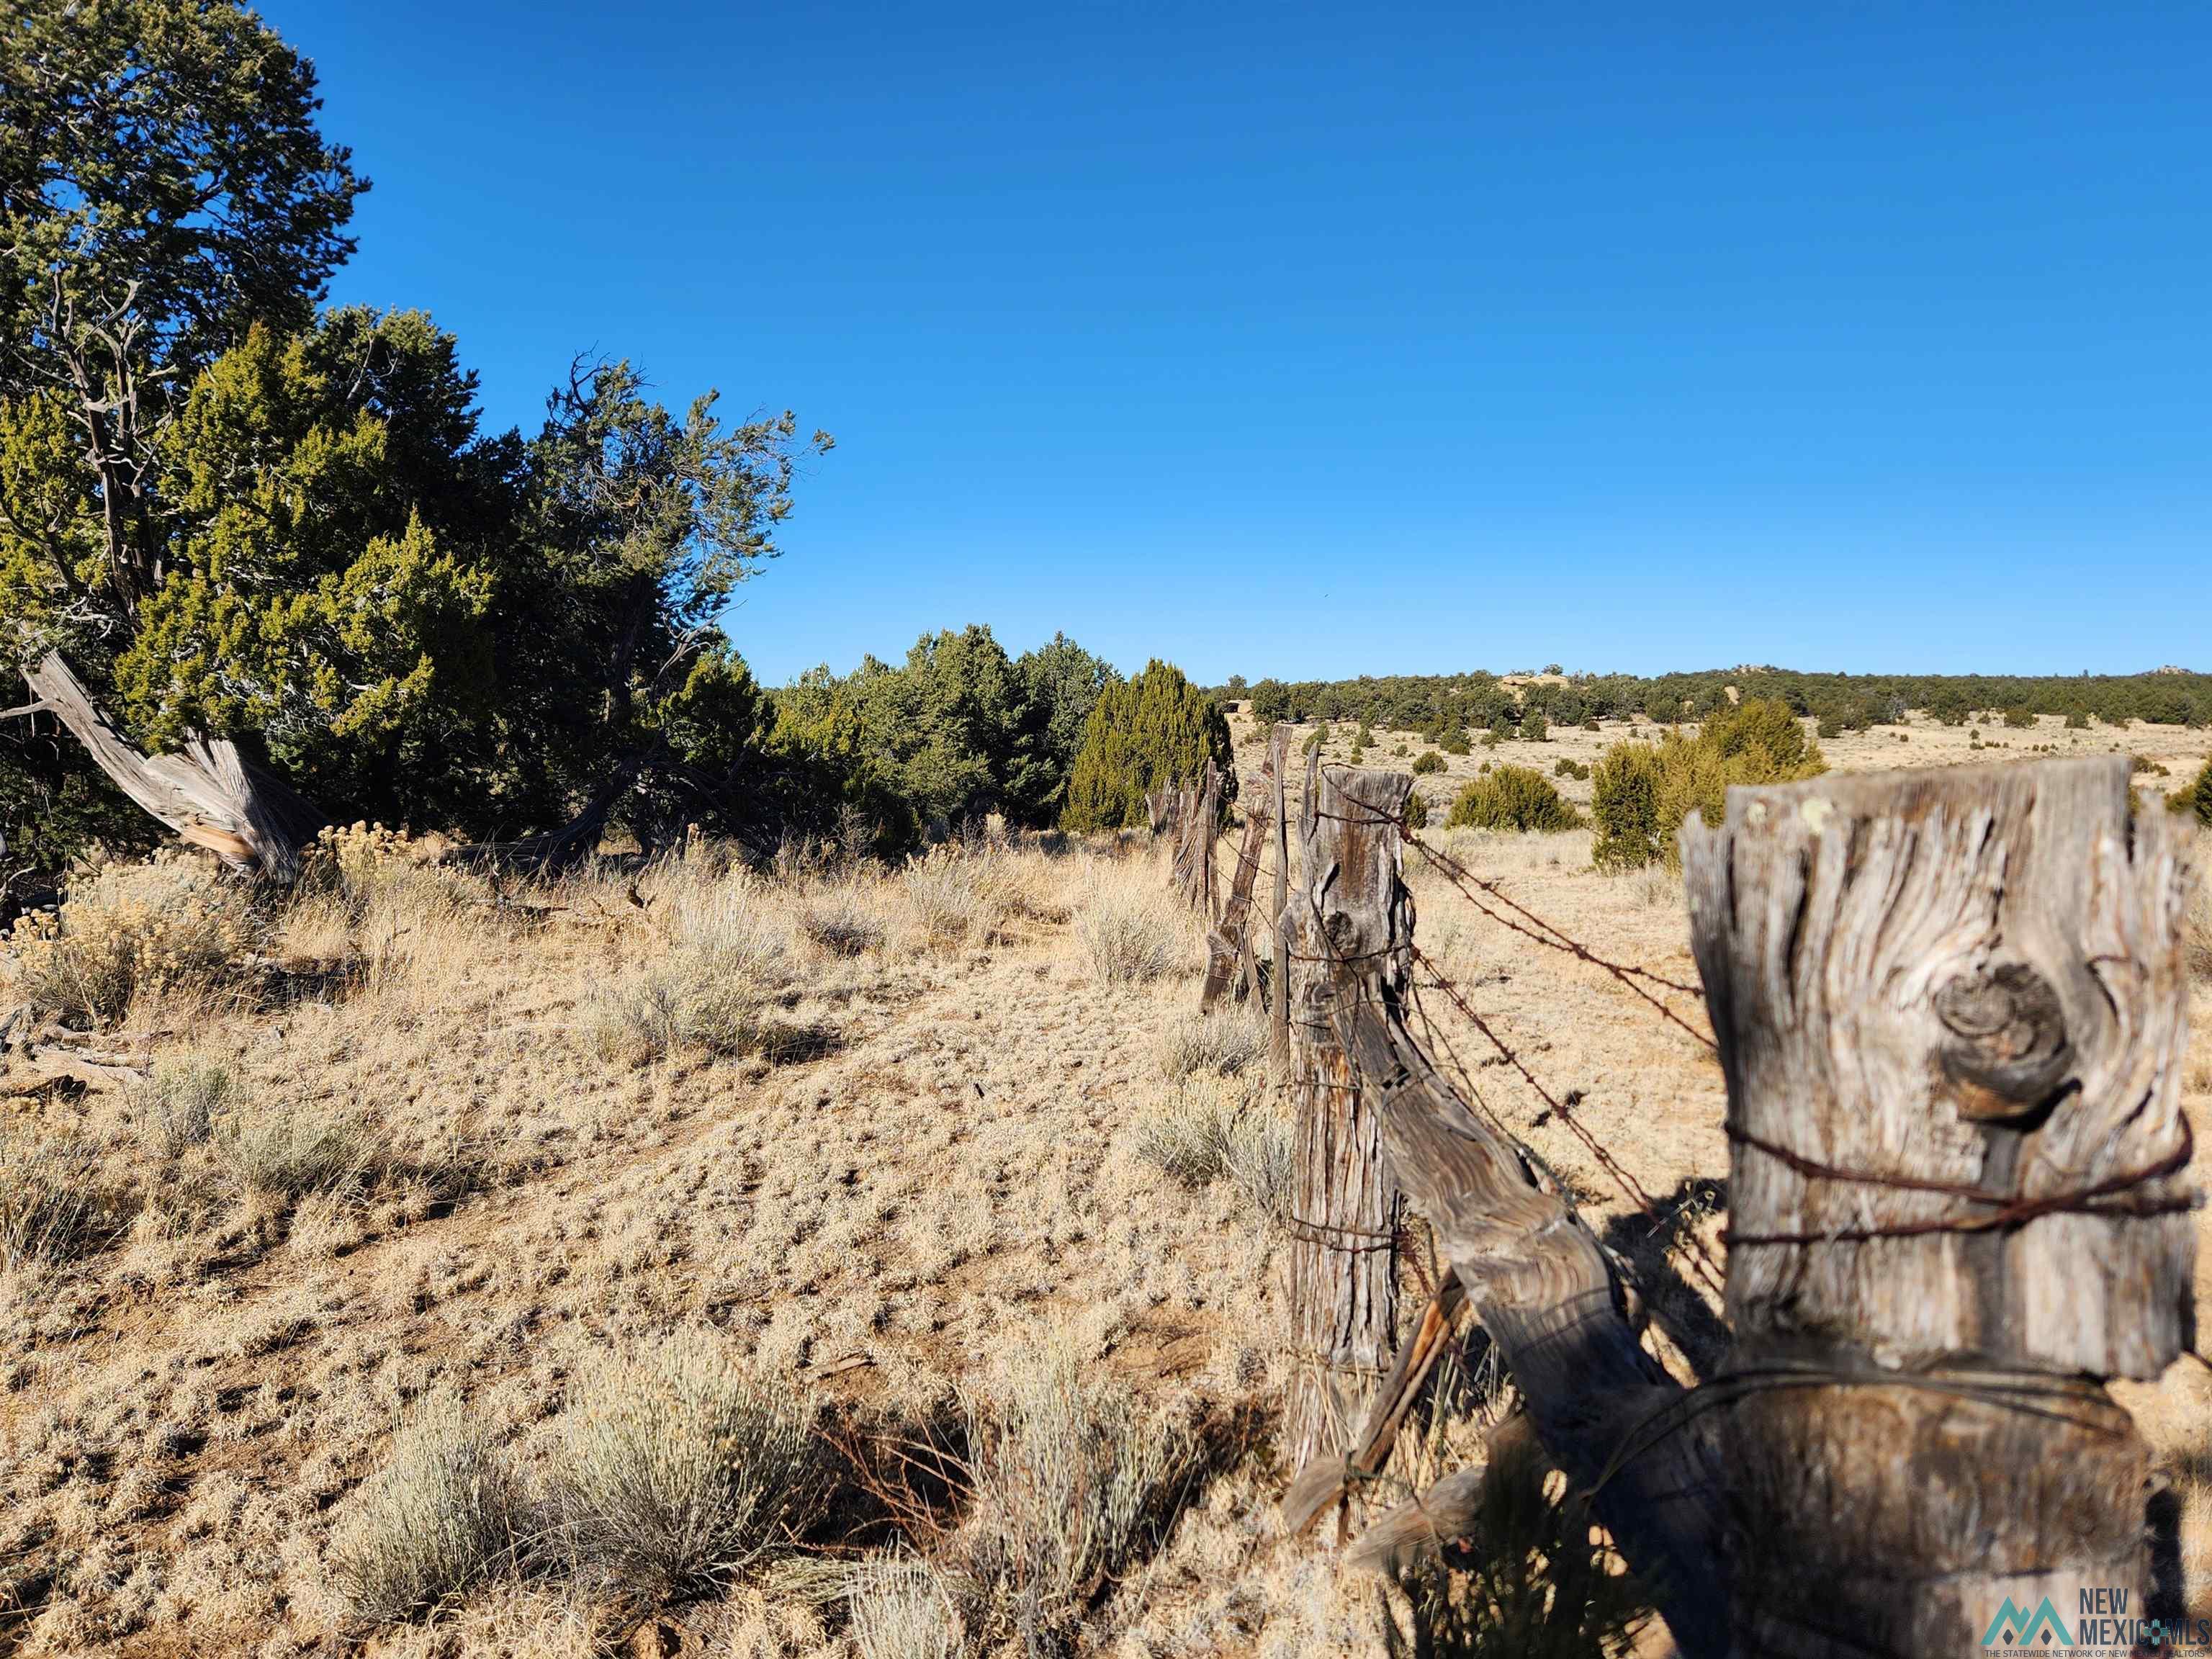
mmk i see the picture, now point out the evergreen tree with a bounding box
[1061,660,1236,832]
[1007,633,1120,824]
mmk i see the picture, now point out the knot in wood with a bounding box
[1932,959,2072,1123]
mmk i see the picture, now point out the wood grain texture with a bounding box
[1337,979,1731,1659]
[1280,760,1409,1468]
[17,651,318,880]
[1203,731,1285,1011]
[1680,753,2198,1656]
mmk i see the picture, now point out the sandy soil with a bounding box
[0,712,2206,1658]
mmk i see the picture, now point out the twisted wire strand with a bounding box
[1725,1118,2197,1246]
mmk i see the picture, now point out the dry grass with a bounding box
[0,1128,122,1272]
[6,856,262,1025]
[843,1555,964,1659]
[798,887,888,957]
[1132,1074,1295,1220]
[588,954,779,1066]
[1156,1007,1269,1079]
[550,1326,824,1601]
[1073,861,1191,985]
[328,1396,529,1624]
[216,1094,396,1201]
[898,840,1054,951]
[9,719,2207,1655]
[135,1053,232,1156]
[957,1335,1201,1644]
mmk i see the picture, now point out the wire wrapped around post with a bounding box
[1280,754,1413,1471]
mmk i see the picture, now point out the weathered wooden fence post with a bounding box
[1144,784,1177,843]
[1681,754,2197,1657]
[1282,758,1408,1467]
[1203,727,1288,1011]
[1168,758,1218,916]
[1285,778,1732,1655]
[1270,726,1295,1073]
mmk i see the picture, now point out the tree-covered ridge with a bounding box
[1228,665,2212,739]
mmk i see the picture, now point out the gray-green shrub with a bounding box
[960,1342,1200,1642]
[552,1327,824,1599]
[329,1398,529,1623]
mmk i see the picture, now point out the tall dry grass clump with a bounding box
[1130,1075,1294,1220]
[958,1337,1200,1642]
[1072,863,1188,986]
[551,1326,826,1600]
[797,885,888,957]
[6,856,261,1025]
[844,1556,965,1659]
[898,840,1055,952]
[588,860,818,1066]
[217,1096,395,1200]
[1155,1007,1269,1079]
[328,1398,530,1624]
[589,960,784,1066]
[135,1053,233,1156]
[660,866,796,981]
[0,1128,123,1273]
[281,825,504,1008]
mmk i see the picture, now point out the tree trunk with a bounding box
[1680,753,2198,1657]
[444,752,646,876]
[14,652,319,881]
[1281,757,1407,1467]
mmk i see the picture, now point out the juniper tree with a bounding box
[1061,660,1235,832]
[0,0,366,873]
[0,1,828,873]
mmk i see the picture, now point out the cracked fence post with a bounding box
[1681,754,2198,1658]
[1270,725,1295,1074]
[1282,759,1409,1468]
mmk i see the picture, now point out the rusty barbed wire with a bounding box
[1302,790,1716,1050]
[1724,1118,2196,1247]
[1408,941,1727,1297]
[1274,791,1729,1301]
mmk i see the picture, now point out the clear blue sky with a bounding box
[266,1,2210,685]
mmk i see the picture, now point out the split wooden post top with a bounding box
[1681,752,2197,1377]
[1681,753,2198,1658]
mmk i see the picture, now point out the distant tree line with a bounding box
[758,637,1227,850]
[1227,667,2211,741]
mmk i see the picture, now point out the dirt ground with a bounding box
[1,710,2207,1657]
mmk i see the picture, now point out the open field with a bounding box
[1,715,2208,1657]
